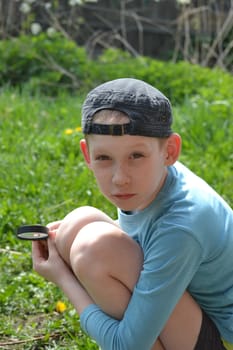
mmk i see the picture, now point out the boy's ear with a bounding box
[165,133,182,166]
[80,139,91,167]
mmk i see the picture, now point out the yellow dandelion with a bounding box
[75,126,82,132]
[64,128,73,135]
[55,300,67,313]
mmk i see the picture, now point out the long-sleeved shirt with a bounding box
[80,161,233,349]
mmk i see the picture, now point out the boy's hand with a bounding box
[32,232,94,315]
[32,233,72,286]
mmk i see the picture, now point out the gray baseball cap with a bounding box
[82,78,173,138]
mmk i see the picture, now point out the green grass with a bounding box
[0,86,232,349]
[0,88,113,349]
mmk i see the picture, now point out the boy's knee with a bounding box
[69,221,121,277]
[70,221,143,290]
[55,206,115,264]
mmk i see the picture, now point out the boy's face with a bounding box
[80,134,176,211]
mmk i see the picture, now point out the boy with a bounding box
[32,78,233,349]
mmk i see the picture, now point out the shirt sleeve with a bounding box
[80,230,203,350]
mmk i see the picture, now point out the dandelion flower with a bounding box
[56,301,67,313]
[65,128,73,135]
[75,126,82,132]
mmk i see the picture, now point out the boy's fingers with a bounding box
[47,220,62,230]
[32,240,48,262]
[47,234,55,248]
[47,229,56,240]
[47,235,60,259]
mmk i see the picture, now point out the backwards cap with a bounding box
[82,78,173,137]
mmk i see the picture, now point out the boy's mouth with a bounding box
[113,193,136,200]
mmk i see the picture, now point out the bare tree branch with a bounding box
[202,7,233,67]
[216,39,233,70]
[130,11,144,55]
[44,6,73,42]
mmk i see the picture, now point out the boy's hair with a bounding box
[82,78,173,138]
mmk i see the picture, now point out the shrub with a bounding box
[1,35,233,105]
[0,33,91,95]
[96,49,233,104]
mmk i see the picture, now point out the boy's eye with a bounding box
[130,152,144,159]
[95,155,111,161]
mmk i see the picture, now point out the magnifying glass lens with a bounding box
[17,225,49,240]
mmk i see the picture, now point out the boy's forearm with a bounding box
[58,271,94,315]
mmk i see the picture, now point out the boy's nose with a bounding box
[112,165,130,186]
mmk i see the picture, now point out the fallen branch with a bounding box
[0,248,23,255]
[0,332,62,347]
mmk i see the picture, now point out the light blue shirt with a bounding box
[81,162,233,349]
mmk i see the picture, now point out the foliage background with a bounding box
[0,0,232,71]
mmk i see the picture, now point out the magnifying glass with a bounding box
[16,225,49,240]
